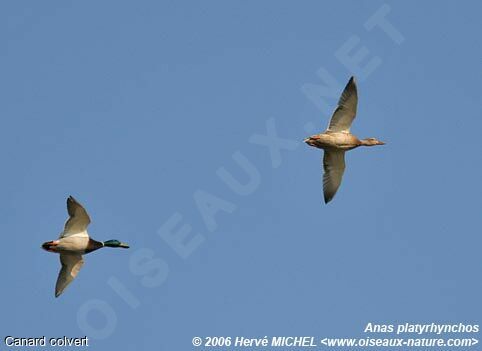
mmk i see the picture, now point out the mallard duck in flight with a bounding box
[304,76,385,203]
[42,196,129,297]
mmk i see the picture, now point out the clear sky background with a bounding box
[1,1,481,350]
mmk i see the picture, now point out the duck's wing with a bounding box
[327,76,358,133]
[60,196,91,238]
[322,150,346,203]
[55,254,84,297]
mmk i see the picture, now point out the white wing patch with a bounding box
[327,76,358,133]
[60,196,91,238]
[322,150,346,203]
[55,254,84,297]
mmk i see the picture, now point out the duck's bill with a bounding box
[119,243,130,248]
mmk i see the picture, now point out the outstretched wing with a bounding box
[327,76,358,133]
[60,196,91,238]
[55,254,84,297]
[322,150,346,203]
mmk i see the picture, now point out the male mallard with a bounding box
[304,76,385,203]
[42,196,129,297]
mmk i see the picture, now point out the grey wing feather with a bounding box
[61,196,91,238]
[322,150,346,203]
[55,254,84,297]
[327,76,358,132]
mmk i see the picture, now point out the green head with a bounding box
[103,239,130,248]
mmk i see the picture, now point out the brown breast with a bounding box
[85,239,104,253]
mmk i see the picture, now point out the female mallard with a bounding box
[42,196,129,297]
[304,76,385,203]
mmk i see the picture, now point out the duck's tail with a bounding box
[41,240,58,252]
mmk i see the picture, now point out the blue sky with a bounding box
[1,1,481,350]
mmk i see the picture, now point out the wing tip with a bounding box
[347,76,357,90]
[323,187,335,204]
